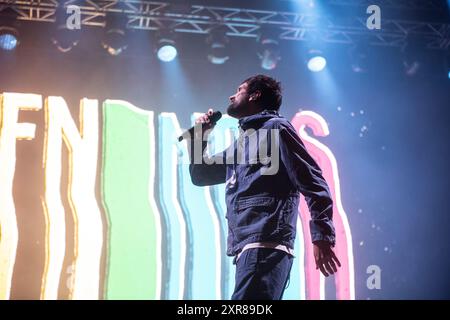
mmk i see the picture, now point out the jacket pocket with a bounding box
[234,195,275,212]
[278,195,299,232]
[231,195,277,239]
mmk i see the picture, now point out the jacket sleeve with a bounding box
[279,124,336,246]
[187,138,227,186]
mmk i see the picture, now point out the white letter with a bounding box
[260,129,280,176]
[366,5,381,30]
[366,265,381,289]
[0,93,41,299]
[66,5,81,30]
[42,97,102,299]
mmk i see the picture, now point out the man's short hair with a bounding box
[242,74,282,111]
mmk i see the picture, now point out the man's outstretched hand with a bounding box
[313,240,341,277]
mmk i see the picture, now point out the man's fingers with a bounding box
[196,109,214,124]
[318,263,329,277]
[315,243,340,276]
[323,260,334,276]
[200,115,210,123]
[331,251,341,268]
[328,259,338,273]
[196,115,207,124]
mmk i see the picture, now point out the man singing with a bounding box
[187,74,340,300]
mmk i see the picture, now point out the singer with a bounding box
[187,74,341,300]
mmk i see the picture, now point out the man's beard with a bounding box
[227,103,239,117]
[226,101,243,118]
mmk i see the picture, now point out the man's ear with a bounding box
[249,91,261,101]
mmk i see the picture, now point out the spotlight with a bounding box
[0,8,20,51]
[206,29,229,65]
[258,36,281,70]
[402,52,420,76]
[102,13,128,56]
[0,27,18,51]
[401,35,425,77]
[156,39,177,62]
[307,50,326,72]
[303,0,316,7]
[349,45,368,73]
[102,29,127,56]
[51,27,80,53]
[444,52,450,80]
[51,4,80,53]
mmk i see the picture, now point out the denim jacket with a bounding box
[188,110,335,256]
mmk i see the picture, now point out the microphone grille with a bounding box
[211,111,222,123]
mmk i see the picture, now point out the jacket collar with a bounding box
[238,109,280,131]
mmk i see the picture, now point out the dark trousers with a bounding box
[231,248,294,300]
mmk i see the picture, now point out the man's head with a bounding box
[227,74,282,119]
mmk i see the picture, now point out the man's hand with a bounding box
[194,108,216,140]
[313,240,341,277]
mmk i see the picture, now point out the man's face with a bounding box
[227,82,251,119]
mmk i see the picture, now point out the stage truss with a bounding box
[0,0,449,50]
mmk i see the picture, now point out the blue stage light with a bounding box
[0,28,19,51]
[307,55,326,72]
[157,40,177,62]
[258,38,280,71]
[207,30,230,65]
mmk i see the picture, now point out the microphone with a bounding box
[178,111,222,142]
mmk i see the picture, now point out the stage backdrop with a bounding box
[0,92,354,300]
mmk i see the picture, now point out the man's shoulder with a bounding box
[263,116,294,131]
